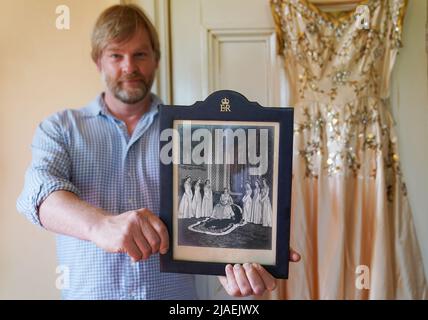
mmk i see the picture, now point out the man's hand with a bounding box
[218,248,301,297]
[90,208,169,262]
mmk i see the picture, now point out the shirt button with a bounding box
[128,198,133,204]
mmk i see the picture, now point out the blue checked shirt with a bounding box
[17,93,197,300]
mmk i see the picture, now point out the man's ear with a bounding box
[95,57,102,72]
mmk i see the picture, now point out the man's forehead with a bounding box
[105,42,150,51]
[104,29,151,51]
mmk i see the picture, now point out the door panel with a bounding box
[171,0,288,106]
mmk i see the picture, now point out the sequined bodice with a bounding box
[271,0,407,105]
[271,0,408,178]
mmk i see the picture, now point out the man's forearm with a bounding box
[39,190,107,241]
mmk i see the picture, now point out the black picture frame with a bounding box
[159,90,294,279]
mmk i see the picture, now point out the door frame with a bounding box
[125,0,172,103]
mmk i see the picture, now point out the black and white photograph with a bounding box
[174,120,277,248]
[172,120,279,265]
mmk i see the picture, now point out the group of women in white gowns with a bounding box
[242,178,273,227]
[178,177,213,218]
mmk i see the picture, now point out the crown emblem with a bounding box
[220,98,231,112]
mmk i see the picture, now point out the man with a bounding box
[17,4,299,299]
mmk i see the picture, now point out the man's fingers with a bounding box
[148,216,169,254]
[252,263,276,291]
[289,248,301,262]
[218,275,228,292]
[133,227,152,260]
[139,218,161,254]
[242,263,266,296]
[134,209,169,254]
[221,264,241,297]
[233,264,253,296]
[124,237,142,262]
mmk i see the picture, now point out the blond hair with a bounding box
[91,4,160,63]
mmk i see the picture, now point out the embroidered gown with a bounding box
[270,0,427,299]
[212,193,234,219]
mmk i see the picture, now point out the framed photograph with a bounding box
[159,90,294,278]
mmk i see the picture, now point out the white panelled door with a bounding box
[170,0,288,299]
[171,0,288,107]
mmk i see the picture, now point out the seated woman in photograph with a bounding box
[178,176,193,218]
[211,188,234,220]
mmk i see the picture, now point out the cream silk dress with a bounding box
[270,0,427,299]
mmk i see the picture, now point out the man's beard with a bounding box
[102,71,153,104]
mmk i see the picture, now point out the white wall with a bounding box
[0,0,117,300]
[391,0,428,277]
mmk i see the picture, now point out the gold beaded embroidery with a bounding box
[271,0,409,199]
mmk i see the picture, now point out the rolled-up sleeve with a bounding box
[16,113,81,227]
